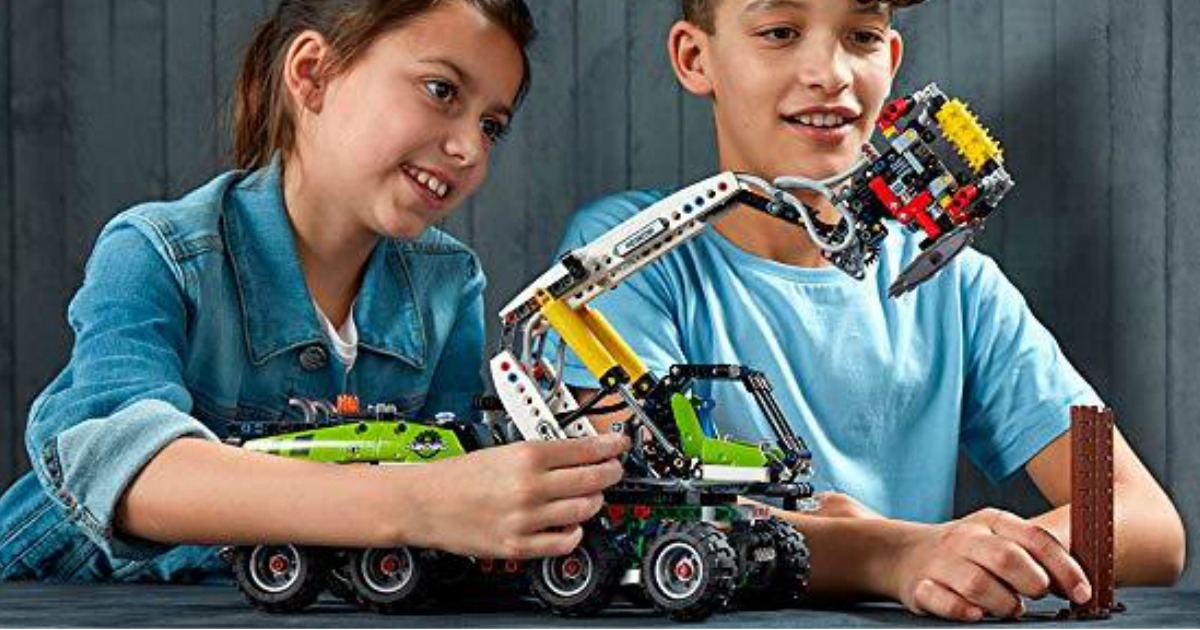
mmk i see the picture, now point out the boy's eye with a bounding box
[481,118,509,144]
[850,29,886,47]
[759,26,801,44]
[424,79,458,103]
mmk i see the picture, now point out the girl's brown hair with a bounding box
[233,0,536,170]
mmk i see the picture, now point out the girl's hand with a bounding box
[889,508,1092,621]
[400,433,629,559]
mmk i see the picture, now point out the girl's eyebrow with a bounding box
[419,56,469,83]
[418,56,514,119]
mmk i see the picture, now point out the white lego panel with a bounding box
[490,351,567,442]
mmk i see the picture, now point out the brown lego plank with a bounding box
[1068,406,1116,620]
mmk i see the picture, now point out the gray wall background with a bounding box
[1,0,1198,586]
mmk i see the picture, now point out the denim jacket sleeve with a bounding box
[419,254,486,422]
[24,217,218,561]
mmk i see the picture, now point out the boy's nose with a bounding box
[796,43,853,95]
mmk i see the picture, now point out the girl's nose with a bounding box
[443,120,486,169]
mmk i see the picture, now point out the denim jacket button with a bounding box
[299,344,329,371]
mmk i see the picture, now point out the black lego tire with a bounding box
[760,518,811,607]
[727,519,776,609]
[232,544,326,613]
[529,528,623,616]
[325,561,358,605]
[425,550,491,602]
[343,546,431,614]
[640,521,738,621]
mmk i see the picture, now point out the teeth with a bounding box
[793,113,848,128]
[402,165,450,199]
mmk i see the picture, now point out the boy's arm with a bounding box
[1024,427,1186,585]
[759,427,1183,621]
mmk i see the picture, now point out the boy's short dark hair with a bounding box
[681,0,928,33]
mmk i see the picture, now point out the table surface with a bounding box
[0,584,1195,627]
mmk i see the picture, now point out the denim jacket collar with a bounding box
[221,159,427,369]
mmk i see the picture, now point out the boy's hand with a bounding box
[811,491,882,519]
[889,508,1092,621]
[401,433,629,559]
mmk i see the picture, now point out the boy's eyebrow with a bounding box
[851,2,890,16]
[742,0,810,17]
[742,0,889,18]
[418,57,514,120]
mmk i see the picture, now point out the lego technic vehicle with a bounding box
[225,83,1012,621]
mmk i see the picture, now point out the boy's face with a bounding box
[672,0,903,181]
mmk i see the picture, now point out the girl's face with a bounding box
[298,1,525,240]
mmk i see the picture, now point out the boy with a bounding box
[553,0,1184,621]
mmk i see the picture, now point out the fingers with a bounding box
[911,578,985,622]
[542,458,624,498]
[529,434,630,470]
[930,561,1024,619]
[501,525,584,560]
[983,510,1092,604]
[528,495,607,530]
[963,537,1052,599]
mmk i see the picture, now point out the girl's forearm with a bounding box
[114,437,422,549]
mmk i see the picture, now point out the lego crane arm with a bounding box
[489,83,1013,477]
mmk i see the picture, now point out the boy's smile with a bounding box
[671,0,903,182]
[781,103,863,146]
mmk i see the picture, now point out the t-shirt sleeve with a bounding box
[548,193,687,389]
[959,253,1103,482]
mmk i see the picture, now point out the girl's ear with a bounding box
[284,30,330,114]
[668,21,714,97]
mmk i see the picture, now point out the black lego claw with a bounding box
[888,222,981,297]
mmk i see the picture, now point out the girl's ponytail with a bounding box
[233,14,287,171]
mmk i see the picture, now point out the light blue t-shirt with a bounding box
[553,188,1102,523]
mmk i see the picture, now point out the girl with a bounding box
[0,0,627,582]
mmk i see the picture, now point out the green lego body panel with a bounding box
[242,420,466,464]
[670,393,781,468]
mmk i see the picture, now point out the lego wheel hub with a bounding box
[247,545,304,594]
[543,549,594,598]
[359,548,416,594]
[654,542,705,600]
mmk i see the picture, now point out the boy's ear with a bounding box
[888,30,905,78]
[284,30,330,114]
[668,21,714,97]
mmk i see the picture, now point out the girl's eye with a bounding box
[424,79,458,103]
[481,118,510,144]
[760,26,801,44]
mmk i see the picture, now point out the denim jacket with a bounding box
[0,160,486,581]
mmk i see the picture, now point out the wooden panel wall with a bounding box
[1,0,1197,586]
